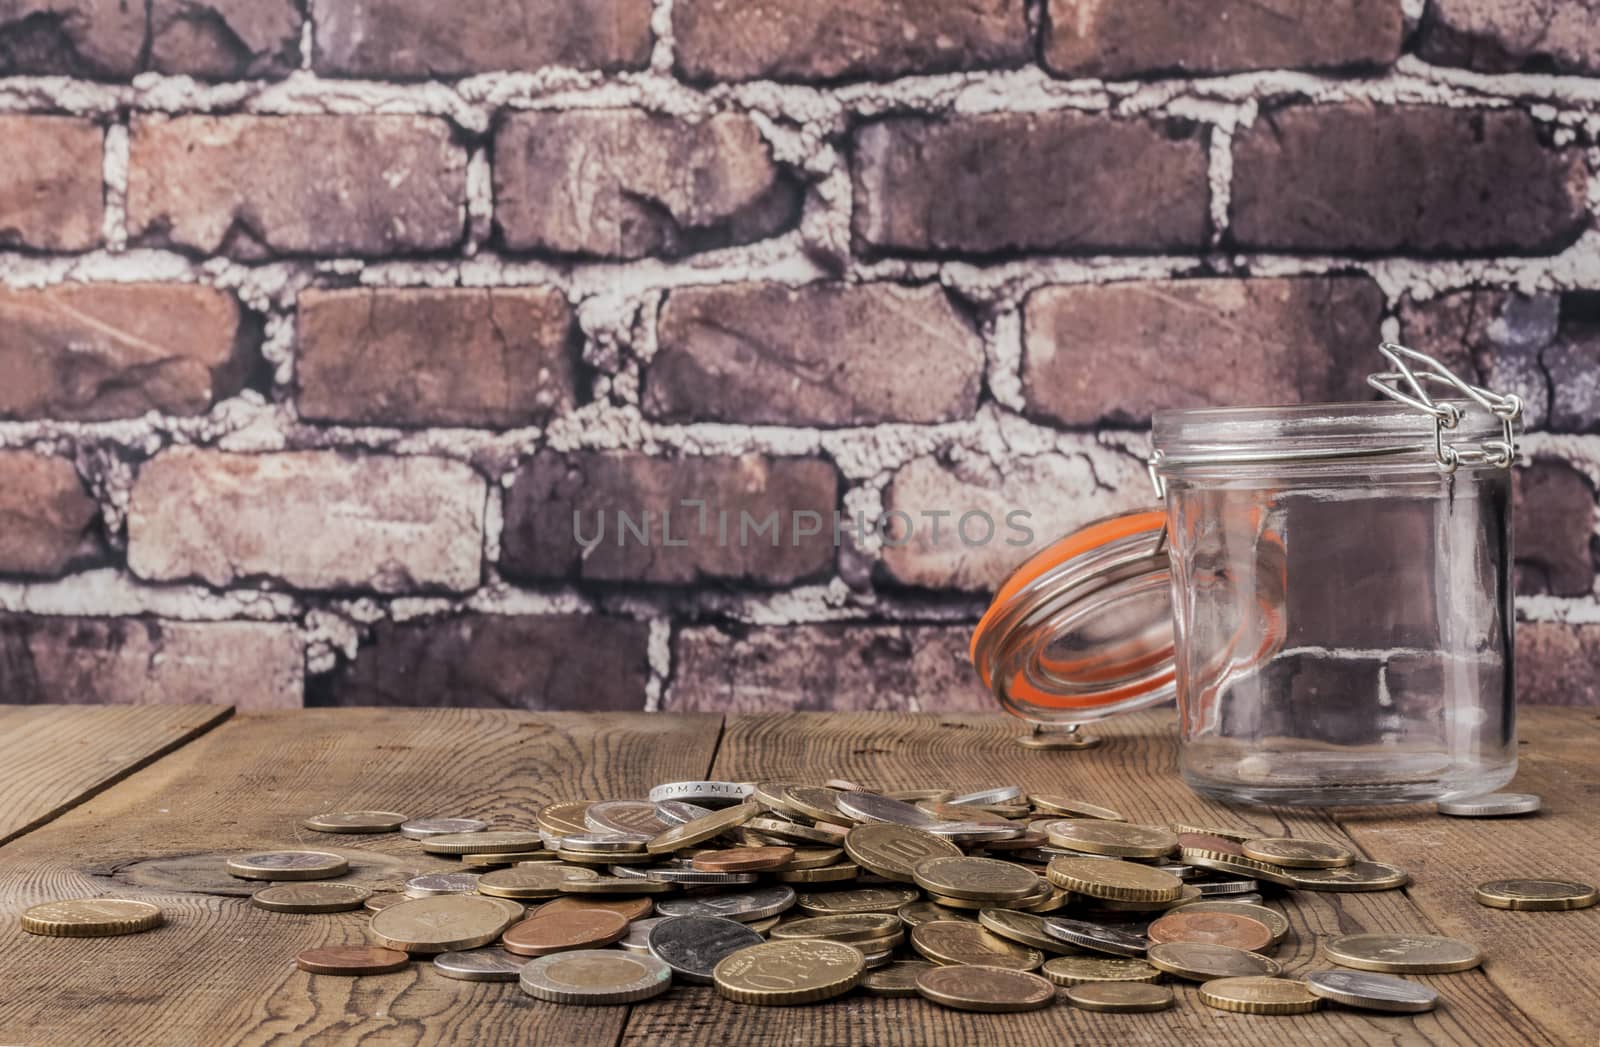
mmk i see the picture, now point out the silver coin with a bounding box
[646,915,764,984]
[1229,892,1265,905]
[1044,917,1149,958]
[921,821,1025,841]
[559,832,651,854]
[654,800,713,825]
[648,781,755,806]
[225,851,348,880]
[433,949,529,982]
[836,792,940,827]
[519,950,672,1004]
[948,786,1023,806]
[1436,792,1541,817]
[1192,878,1260,896]
[860,948,895,969]
[1304,969,1439,1013]
[655,885,796,922]
[586,800,669,836]
[644,867,759,886]
[1154,863,1194,879]
[620,917,672,954]
[400,817,488,840]
[405,872,480,897]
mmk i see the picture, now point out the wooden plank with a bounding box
[1335,705,1600,1046]
[0,704,231,847]
[622,711,1561,1046]
[0,708,724,1047]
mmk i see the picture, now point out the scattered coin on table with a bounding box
[21,899,164,937]
[1066,981,1176,1013]
[1437,792,1542,817]
[1303,969,1439,1013]
[252,882,370,913]
[520,950,672,1004]
[1474,878,1599,911]
[225,851,349,881]
[296,946,410,976]
[1324,933,1483,974]
[1199,976,1322,1015]
[915,964,1055,1013]
[433,949,529,982]
[301,811,408,834]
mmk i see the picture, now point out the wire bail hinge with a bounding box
[1367,342,1521,474]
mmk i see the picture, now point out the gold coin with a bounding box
[1199,976,1321,1014]
[1289,861,1408,892]
[910,919,1044,970]
[300,810,408,834]
[647,801,759,854]
[1178,848,1300,888]
[745,817,846,847]
[913,857,1040,903]
[1172,823,1259,842]
[782,786,855,825]
[712,939,865,1005]
[861,960,935,997]
[1240,837,1354,869]
[537,800,597,839]
[369,895,518,954]
[898,899,972,927]
[914,964,1055,1012]
[1045,820,1177,858]
[1089,884,1202,913]
[752,781,808,818]
[779,847,846,870]
[1046,857,1183,902]
[561,876,674,895]
[1178,900,1290,942]
[1474,878,1600,911]
[518,949,671,1004]
[1029,796,1124,821]
[1066,981,1174,1012]
[1147,942,1282,981]
[364,893,410,912]
[462,851,558,866]
[843,823,963,882]
[978,908,1079,954]
[1041,955,1161,986]
[1324,933,1482,974]
[251,882,370,913]
[776,863,860,884]
[769,913,901,943]
[225,851,349,881]
[796,886,921,916]
[421,831,544,856]
[21,899,163,937]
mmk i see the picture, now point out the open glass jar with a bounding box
[973,345,1521,806]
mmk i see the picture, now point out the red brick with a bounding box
[1418,0,1600,76]
[645,282,984,426]
[0,616,302,709]
[127,450,486,593]
[127,116,466,257]
[668,622,993,713]
[852,114,1209,255]
[1515,460,1596,597]
[1,283,244,421]
[297,287,577,428]
[1045,0,1402,78]
[0,115,101,252]
[315,0,652,78]
[501,451,838,586]
[1231,105,1588,254]
[1023,277,1383,427]
[0,452,98,577]
[150,0,302,79]
[674,0,1027,82]
[0,1,144,77]
[495,111,797,259]
[311,614,650,710]
[1517,623,1600,706]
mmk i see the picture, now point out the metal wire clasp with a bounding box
[1367,342,1522,473]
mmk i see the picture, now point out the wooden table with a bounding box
[0,703,1595,1046]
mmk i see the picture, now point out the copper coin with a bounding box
[1147,911,1273,953]
[503,910,629,957]
[692,846,796,873]
[535,895,655,923]
[296,945,411,976]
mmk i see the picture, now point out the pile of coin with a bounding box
[19,781,1596,1019]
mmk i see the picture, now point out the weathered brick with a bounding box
[1418,0,1600,76]
[1045,0,1402,78]
[668,622,992,713]
[674,0,1028,82]
[1515,460,1597,597]
[495,111,798,260]
[852,114,1209,255]
[1398,288,1557,431]
[0,1,144,77]
[1231,105,1588,254]
[127,450,485,593]
[0,616,302,709]
[311,614,650,710]
[879,452,1149,592]
[0,452,98,577]
[0,115,101,252]
[150,0,302,79]
[1,283,244,422]
[315,0,652,78]
[1023,277,1383,427]
[645,283,984,427]
[502,451,838,586]
[1546,302,1600,433]
[1517,623,1600,706]
[297,287,577,429]
[127,116,466,257]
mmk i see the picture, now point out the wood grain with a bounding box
[1335,706,1600,1046]
[620,711,1561,1046]
[0,703,231,847]
[0,708,723,1047]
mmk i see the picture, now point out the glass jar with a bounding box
[973,345,1522,806]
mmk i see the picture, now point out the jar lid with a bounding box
[971,508,1176,725]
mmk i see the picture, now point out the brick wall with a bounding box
[1,1,1598,713]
